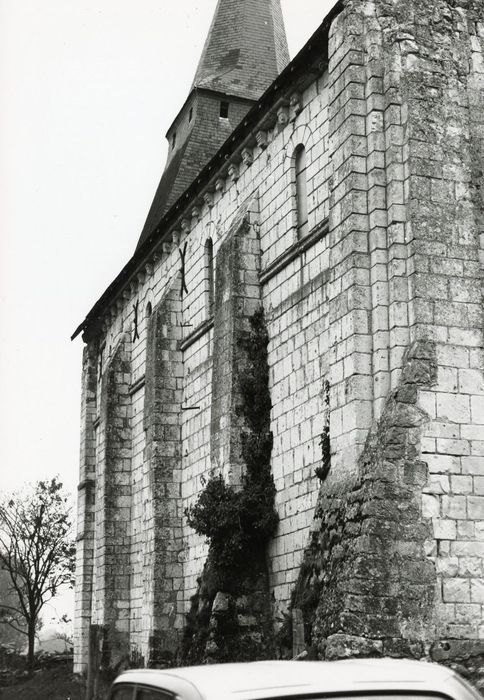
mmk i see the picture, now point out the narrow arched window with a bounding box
[204,238,214,317]
[98,343,105,382]
[295,145,308,238]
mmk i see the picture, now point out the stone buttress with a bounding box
[181,197,277,663]
[89,335,133,680]
[75,344,97,673]
[286,0,484,679]
[142,280,184,665]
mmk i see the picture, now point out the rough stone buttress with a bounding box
[73,0,484,687]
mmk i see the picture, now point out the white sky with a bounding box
[0,0,337,617]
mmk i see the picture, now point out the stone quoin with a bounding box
[72,0,484,684]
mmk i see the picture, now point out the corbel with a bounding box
[276,105,289,130]
[228,163,239,182]
[191,207,200,225]
[203,192,214,209]
[256,130,268,150]
[129,280,137,296]
[241,147,253,166]
[290,92,303,119]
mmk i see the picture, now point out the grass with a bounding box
[1,666,86,700]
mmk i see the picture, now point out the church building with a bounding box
[73,0,484,681]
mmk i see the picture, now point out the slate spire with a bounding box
[137,0,289,249]
[192,0,289,101]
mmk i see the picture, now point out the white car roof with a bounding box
[112,659,477,700]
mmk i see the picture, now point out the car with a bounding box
[108,658,482,700]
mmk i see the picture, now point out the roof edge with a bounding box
[71,0,344,343]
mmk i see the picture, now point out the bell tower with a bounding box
[137,0,289,249]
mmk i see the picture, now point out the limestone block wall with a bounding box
[181,331,213,601]
[284,0,484,671]
[75,0,484,673]
[180,206,279,663]
[399,0,484,651]
[142,281,184,665]
[92,335,132,670]
[175,71,334,616]
[128,382,146,656]
[74,345,97,672]
[75,67,334,672]
[264,261,330,609]
[210,196,262,485]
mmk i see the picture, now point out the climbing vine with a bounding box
[181,307,277,662]
[315,379,331,482]
[185,308,277,584]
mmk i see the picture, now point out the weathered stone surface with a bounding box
[180,207,276,665]
[142,280,184,666]
[325,634,383,661]
[75,0,484,680]
[287,341,438,657]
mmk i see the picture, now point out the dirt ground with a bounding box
[0,666,86,700]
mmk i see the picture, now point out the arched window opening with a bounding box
[204,238,215,317]
[98,343,106,382]
[295,145,308,239]
[146,302,152,319]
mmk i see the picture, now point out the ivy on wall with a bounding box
[181,308,278,663]
[315,379,331,482]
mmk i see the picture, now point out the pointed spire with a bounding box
[192,0,289,101]
[136,0,289,249]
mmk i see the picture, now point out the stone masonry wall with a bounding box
[128,381,147,660]
[181,204,277,663]
[142,280,184,665]
[289,339,438,659]
[74,344,97,674]
[176,71,333,618]
[210,196,262,486]
[75,0,484,673]
[180,331,213,604]
[402,0,484,665]
[91,335,132,673]
[282,0,484,681]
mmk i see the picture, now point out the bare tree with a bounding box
[0,477,75,672]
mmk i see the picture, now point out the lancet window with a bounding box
[204,238,215,317]
[295,144,308,238]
